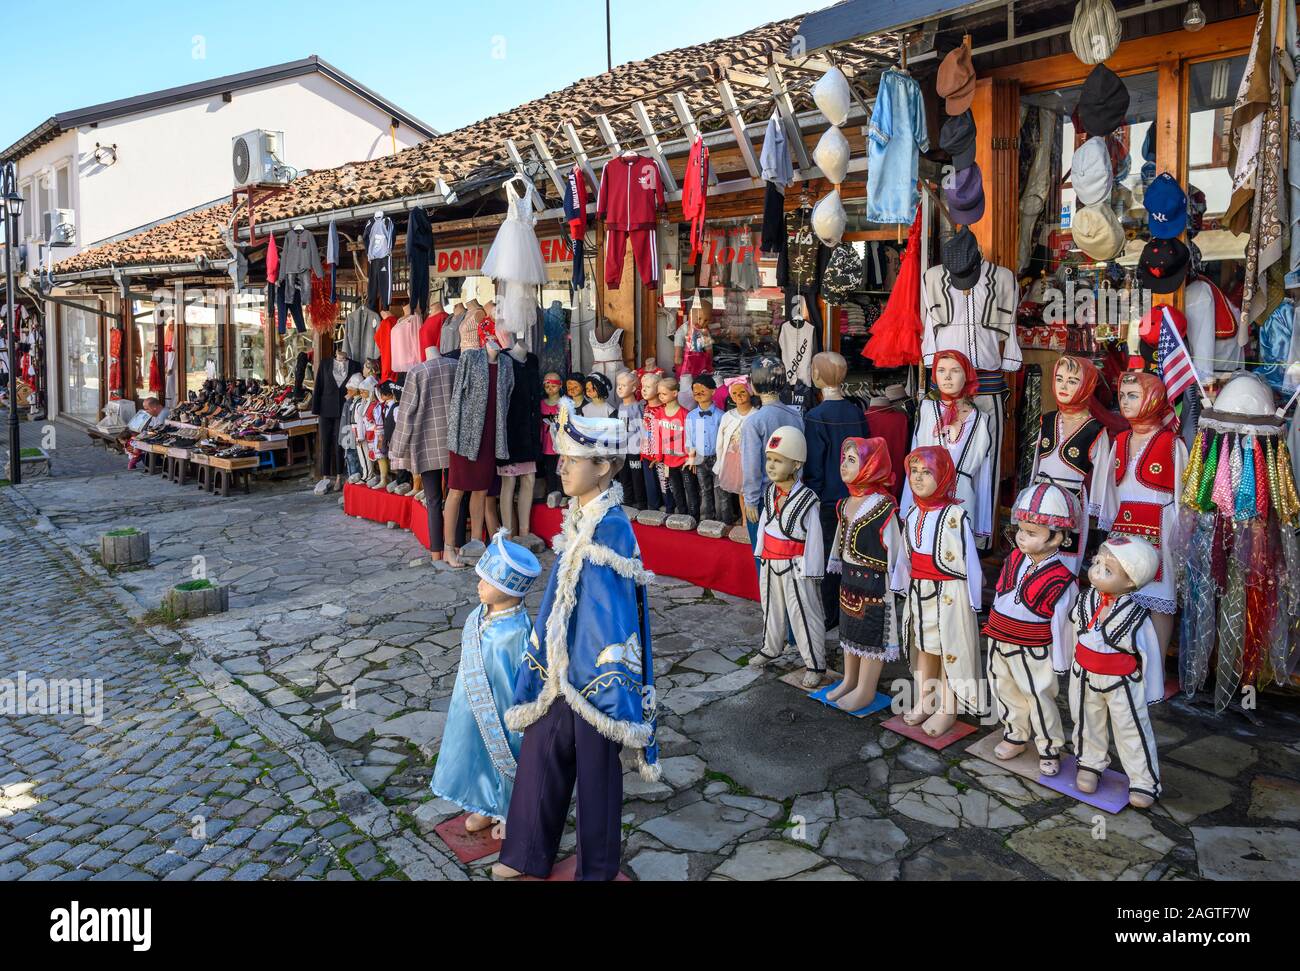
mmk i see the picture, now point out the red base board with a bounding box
[530,503,759,601]
[433,813,503,864]
[881,713,979,750]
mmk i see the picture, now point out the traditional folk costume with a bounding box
[501,406,657,881]
[1030,356,1111,574]
[984,484,1081,761]
[1068,537,1164,800]
[430,532,541,821]
[753,426,827,674]
[828,437,902,661]
[891,446,985,715]
[354,376,377,479]
[1095,373,1188,615]
[902,351,995,543]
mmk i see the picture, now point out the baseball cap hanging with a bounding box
[1145,173,1188,238]
[1077,64,1129,137]
[942,228,983,289]
[1072,202,1126,262]
[936,44,976,116]
[1070,136,1112,206]
[1138,237,1190,293]
[944,163,986,225]
[939,111,976,170]
[1070,0,1122,66]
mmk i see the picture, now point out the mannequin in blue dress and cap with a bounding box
[493,404,658,881]
[430,530,541,835]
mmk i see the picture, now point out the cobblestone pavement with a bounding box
[4,441,1300,880]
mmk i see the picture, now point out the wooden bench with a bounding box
[87,427,127,454]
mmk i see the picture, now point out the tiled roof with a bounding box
[58,13,896,276]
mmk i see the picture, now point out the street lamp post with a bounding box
[2,161,23,485]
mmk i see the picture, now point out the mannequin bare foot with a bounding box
[1039,758,1060,777]
[921,709,956,738]
[902,702,928,726]
[429,551,443,563]
[994,740,1027,760]
[445,548,466,569]
[824,678,851,702]
[1076,767,1100,794]
[835,686,878,712]
[1128,791,1154,809]
[464,813,494,833]
[491,862,523,880]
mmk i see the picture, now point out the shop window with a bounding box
[233,291,268,382]
[19,180,32,241]
[1186,55,1248,301]
[131,299,161,403]
[183,292,221,394]
[55,163,71,212]
[60,304,101,421]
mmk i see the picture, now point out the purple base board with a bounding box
[434,813,502,864]
[808,686,892,718]
[881,713,978,750]
[1036,755,1132,814]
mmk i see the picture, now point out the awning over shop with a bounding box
[793,0,994,56]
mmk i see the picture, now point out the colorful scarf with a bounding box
[905,445,961,510]
[1119,370,1174,435]
[842,436,894,498]
[932,349,978,430]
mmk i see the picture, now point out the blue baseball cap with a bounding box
[1145,173,1187,239]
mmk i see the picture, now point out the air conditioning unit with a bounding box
[43,209,76,247]
[232,129,288,188]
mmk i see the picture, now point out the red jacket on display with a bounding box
[597,154,664,230]
[682,135,710,264]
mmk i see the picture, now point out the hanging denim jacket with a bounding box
[867,69,929,224]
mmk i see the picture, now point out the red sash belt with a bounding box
[762,535,804,560]
[983,611,1053,647]
[1075,643,1138,676]
[909,552,947,581]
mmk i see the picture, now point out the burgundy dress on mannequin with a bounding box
[449,361,499,491]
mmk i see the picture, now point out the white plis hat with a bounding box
[1072,202,1125,262]
[1100,535,1159,590]
[1011,482,1081,532]
[812,67,852,127]
[813,126,850,185]
[765,425,808,463]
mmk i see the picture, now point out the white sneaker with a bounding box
[801,670,822,689]
[313,478,330,496]
[748,651,776,668]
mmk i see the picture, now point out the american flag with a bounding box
[1155,305,1197,401]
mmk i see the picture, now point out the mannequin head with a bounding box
[904,446,959,510]
[477,577,522,613]
[1053,355,1099,413]
[363,359,378,380]
[1015,522,1065,561]
[657,376,680,408]
[908,457,937,501]
[728,378,753,412]
[560,454,620,503]
[933,350,976,401]
[640,373,661,403]
[377,381,397,403]
[565,373,585,403]
[691,374,716,410]
[749,355,787,403]
[543,372,562,402]
[689,297,713,331]
[615,370,638,404]
[764,426,807,490]
[585,373,611,404]
[1117,371,1173,434]
[811,351,847,392]
[840,436,893,497]
[1088,537,1158,595]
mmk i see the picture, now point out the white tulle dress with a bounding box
[483,179,549,338]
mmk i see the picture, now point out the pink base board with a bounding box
[433,813,503,864]
[881,713,978,750]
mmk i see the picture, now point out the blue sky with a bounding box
[0,0,812,147]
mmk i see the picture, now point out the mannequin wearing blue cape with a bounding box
[429,602,532,822]
[499,481,659,880]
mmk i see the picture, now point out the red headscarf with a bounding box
[1119,370,1174,435]
[1052,355,1100,416]
[905,445,961,511]
[842,437,894,498]
[932,349,978,430]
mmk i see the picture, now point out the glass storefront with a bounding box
[132,299,162,403]
[233,290,270,382]
[60,305,101,422]
[183,291,221,394]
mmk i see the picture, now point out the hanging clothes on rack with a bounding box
[483,179,549,342]
[366,214,395,311]
[866,68,928,225]
[682,135,710,266]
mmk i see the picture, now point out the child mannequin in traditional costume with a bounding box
[1030,355,1111,574]
[902,350,994,546]
[749,426,826,689]
[1095,372,1187,651]
[494,406,657,881]
[892,446,984,737]
[985,483,1081,775]
[355,369,378,484]
[826,437,901,711]
[430,531,541,833]
[1069,536,1164,808]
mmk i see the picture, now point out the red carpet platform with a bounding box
[529,503,759,601]
[343,485,759,601]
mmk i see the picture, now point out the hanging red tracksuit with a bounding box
[682,135,709,266]
[597,154,664,289]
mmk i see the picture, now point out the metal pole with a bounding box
[3,162,19,485]
[605,0,612,72]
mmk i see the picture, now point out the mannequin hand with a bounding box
[744,502,759,523]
